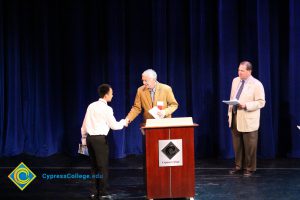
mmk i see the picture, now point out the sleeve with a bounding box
[245,81,266,111]
[80,107,89,145]
[164,87,179,116]
[228,79,236,116]
[126,89,142,122]
[106,107,125,130]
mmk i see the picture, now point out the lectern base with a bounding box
[143,123,198,200]
[147,197,194,200]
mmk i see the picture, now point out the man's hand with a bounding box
[238,103,246,109]
[157,110,166,118]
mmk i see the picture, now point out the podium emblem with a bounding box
[159,139,183,167]
[161,142,180,160]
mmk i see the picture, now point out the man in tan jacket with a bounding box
[126,69,178,124]
[228,61,265,177]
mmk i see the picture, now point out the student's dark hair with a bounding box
[240,61,253,71]
[97,84,112,98]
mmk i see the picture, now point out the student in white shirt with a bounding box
[81,84,128,199]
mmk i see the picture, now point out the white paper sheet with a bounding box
[148,106,161,119]
[222,99,239,105]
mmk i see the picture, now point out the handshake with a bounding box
[122,118,130,127]
[122,109,166,128]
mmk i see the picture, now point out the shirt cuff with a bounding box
[120,119,126,126]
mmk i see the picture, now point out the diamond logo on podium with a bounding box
[161,141,180,160]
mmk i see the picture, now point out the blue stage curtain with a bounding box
[1,0,300,158]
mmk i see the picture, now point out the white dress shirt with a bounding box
[233,76,250,98]
[81,98,125,145]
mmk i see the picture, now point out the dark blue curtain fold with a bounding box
[288,0,300,157]
[1,0,300,158]
[217,0,239,158]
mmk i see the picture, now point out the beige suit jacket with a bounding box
[126,82,178,122]
[228,76,265,132]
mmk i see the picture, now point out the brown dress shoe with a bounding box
[229,168,242,175]
[243,170,254,177]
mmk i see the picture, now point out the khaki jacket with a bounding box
[228,76,265,132]
[126,82,178,122]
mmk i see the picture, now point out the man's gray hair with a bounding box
[142,69,157,80]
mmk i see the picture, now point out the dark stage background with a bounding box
[1,0,300,159]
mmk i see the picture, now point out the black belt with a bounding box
[87,134,106,137]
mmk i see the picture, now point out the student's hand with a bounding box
[124,118,130,127]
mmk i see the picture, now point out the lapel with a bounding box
[143,86,153,108]
[233,78,240,97]
[154,82,161,104]
[243,77,254,94]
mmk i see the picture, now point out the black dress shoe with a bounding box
[243,170,254,177]
[99,192,111,200]
[99,196,111,200]
[99,190,109,197]
[229,168,242,175]
[90,193,99,200]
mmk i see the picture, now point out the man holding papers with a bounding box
[126,69,178,124]
[227,61,265,177]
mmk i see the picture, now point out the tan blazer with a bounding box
[126,82,179,122]
[228,76,265,132]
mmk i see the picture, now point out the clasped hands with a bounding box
[124,118,130,127]
[124,109,166,127]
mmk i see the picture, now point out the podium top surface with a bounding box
[142,117,198,129]
[141,123,199,129]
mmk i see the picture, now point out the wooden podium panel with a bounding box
[144,125,196,199]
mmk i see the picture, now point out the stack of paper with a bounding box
[222,99,239,105]
[78,144,89,156]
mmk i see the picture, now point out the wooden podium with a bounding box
[142,118,197,200]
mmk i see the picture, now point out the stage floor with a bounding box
[1,154,300,200]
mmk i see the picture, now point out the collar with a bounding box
[149,81,158,92]
[240,76,252,84]
[99,98,107,105]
